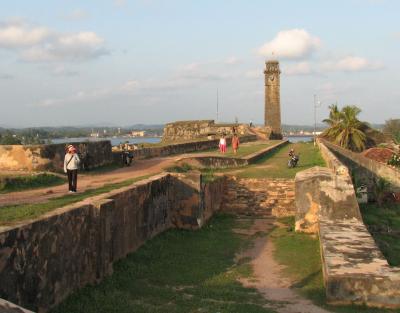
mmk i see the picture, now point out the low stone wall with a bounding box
[0,141,113,172]
[320,138,400,193]
[0,173,225,312]
[113,135,257,163]
[295,141,400,308]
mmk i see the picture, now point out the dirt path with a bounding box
[237,219,332,313]
[0,141,271,208]
[0,156,179,207]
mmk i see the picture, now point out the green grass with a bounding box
[50,214,276,313]
[237,142,325,179]
[0,174,154,225]
[195,141,276,158]
[164,163,193,173]
[0,173,66,194]
[271,217,400,313]
[361,202,400,266]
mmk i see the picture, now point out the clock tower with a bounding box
[264,60,282,139]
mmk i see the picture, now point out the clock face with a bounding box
[269,75,275,81]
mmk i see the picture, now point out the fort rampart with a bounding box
[0,173,225,312]
[295,140,400,308]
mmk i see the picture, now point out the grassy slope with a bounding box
[0,174,154,225]
[51,214,276,313]
[361,202,400,266]
[271,217,400,313]
[238,142,325,179]
[0,173,66,194]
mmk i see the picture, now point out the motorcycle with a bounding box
[288,154,299,168]
[122,150,134,166]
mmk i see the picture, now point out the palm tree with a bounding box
[322,105,367,152]
[321,104,342,139]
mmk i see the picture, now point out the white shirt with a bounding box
[64,153,80,172]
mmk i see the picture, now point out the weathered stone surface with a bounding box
[162,120,252,142]
[264,60,282,139]
[221,177,295,218]
[0,173,225,312]
[0,141,113,172]
[169,172,225,229]
[296,140,400,308]
[320,219,400,308]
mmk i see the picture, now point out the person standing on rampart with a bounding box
[232,134,240,155]
[64,145,80,193]
[219,134,227,154]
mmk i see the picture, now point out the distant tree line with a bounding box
[0,126,164,145]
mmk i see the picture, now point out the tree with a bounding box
[0,131,22,145]
[322,105,367,152]
[321,104,342,139]
[383,119,400,144]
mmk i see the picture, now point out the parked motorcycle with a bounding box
[288,154,299,168]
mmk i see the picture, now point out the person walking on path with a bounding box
[64,145,80,193]
[232,134,240,155]
[219,135,227,154]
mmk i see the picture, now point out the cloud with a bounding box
[21,31,108,62]
[0,20,108,62]
[0,21,49,48]
[321,56,384,72]
[258,29,321,59]
[65,9,89,21]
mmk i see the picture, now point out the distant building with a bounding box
[131,131,146,137]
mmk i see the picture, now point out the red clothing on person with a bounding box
[232,136,240,149]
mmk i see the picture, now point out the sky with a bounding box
[0,0,399,127]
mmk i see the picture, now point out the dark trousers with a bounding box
[67,169,78,192]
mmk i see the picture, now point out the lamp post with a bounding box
[313,94,321,146]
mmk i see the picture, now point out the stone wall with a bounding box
[113,135,257,163]
[295,141,400,308]
[170,172,225,229]
[162,120,253,142]
[0,141,113,172]
[320,138,400,194]
[0,173,225,312]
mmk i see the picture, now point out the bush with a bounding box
[387,153,400,168]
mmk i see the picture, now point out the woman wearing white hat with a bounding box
[64,145,80,193]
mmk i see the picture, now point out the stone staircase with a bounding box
[221,177,295,218]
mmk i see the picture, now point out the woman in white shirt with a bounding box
[64,145,80,193]
[219,135,227,154]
